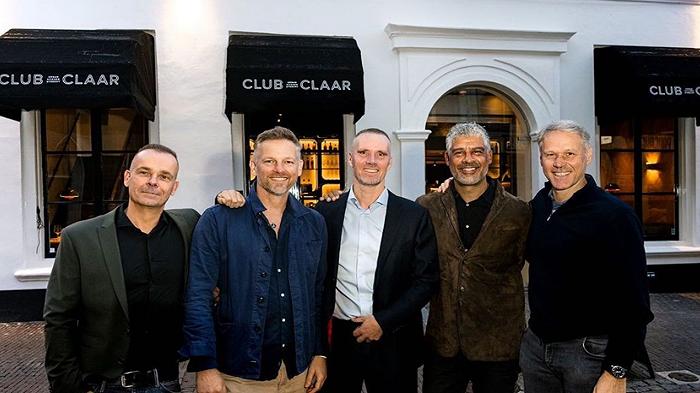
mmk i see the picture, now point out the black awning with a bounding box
[595,46,700,119]
[225,33,365,122]
[0,29,156,121]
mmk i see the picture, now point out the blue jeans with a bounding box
[519,329,607,393]
[87,380,181,393]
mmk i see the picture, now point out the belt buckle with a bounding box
[120,368,160,388]
[120,370,139,388]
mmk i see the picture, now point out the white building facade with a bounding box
[1,0,699,312]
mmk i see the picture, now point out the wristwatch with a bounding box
[606,364,628,379]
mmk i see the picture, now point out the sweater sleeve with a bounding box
[603,208,654,369]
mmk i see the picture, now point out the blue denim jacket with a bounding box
[182,187,328,379]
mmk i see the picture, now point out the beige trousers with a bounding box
[221,363,308,393]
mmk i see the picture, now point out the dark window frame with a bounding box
[40,108,148,257]
[599,116,680,241]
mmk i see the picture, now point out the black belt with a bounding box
[87,368,174,389]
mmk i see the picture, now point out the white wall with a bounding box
[1,0,699,289]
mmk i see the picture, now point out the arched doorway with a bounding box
[424,84,531,199]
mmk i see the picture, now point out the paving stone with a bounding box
[2,293,699,393]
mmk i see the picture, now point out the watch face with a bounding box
[609,365,627,379]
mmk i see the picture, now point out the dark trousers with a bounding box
[519,328,607,393]
[422,350,519,393]
[323,318,417,393]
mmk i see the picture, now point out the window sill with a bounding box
[645,242,700,259]
[14,266,52,282]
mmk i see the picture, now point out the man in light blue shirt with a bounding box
[333,187,388,321]
[315,128,439,393]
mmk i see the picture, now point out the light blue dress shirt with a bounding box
[333,187,389,320]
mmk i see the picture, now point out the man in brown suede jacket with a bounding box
[416,122,530,393]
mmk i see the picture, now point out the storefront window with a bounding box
[425,85,530,198]
[599,117,679,240]
[42,108,148,257]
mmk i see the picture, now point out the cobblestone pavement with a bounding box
[2,293,699,393]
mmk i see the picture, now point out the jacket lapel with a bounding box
[329,193,350,262]
[374,192,401,286]
[97,209,129,320]
[470,181,506,248]
[166,210,193,286]
[439,187,462,245]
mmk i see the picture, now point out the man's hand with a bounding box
[212,286,220,307]
[592,371,626,393]
[321,189,344,202]
[304,356,327,393]
[216,190,246,208]
[436,177,452,193]
[196,368,226,393]
[351,315,383,343]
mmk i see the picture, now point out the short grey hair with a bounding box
[534,120,591,149]
[445,122,491,152]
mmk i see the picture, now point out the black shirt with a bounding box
[451,177,496,249]
[259,207,297,380]
[116,204,185,381]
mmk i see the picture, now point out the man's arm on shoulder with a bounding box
[374,204,439,332]
[44,229,89,393]
[182,208,223,371]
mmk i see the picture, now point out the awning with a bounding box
[225,33,365,122]
[0,29,156,121]
[595,45,700,119]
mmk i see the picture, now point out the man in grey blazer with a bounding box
[44,144,200,393]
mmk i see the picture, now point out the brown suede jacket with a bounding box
[416,181,530,361]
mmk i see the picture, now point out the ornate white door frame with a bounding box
[385,24,575,199]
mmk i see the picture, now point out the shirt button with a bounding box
[282,318,286,322]
[460,286,465,292]
[282,343,286,348]
[464,248,469,252]
[277,268,282,273]
[260,272,268,278]
[257,296,265,304]
[281,293,285,297]
[465,224,470,229]
[466,203,470,207]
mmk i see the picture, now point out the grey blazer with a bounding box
[43,207,199,393]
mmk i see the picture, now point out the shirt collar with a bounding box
[348,186,389,210]
[450,176,496,206]
[115,202,169,230]
[545,174,597,207]
[248,181,303,217]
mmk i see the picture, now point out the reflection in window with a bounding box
[600,117,678,240]
[42,108,148,257]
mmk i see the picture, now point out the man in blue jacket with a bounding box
[182,126,328,393]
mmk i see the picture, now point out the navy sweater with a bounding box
[526,175,654,369]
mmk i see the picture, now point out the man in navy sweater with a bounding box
[521,120,654,393]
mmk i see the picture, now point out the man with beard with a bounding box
[182,126,329,393]
[521,120,653,393]
[44,144,200,393]
[416,122,530,393]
